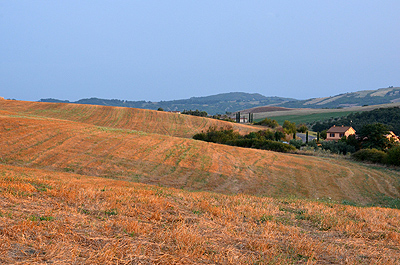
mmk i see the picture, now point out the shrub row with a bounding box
[351,146,400,166]
[228,139,296,153]
[193,128,295,153]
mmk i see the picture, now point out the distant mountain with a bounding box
[277,87,400,109]
[39,92,296,115]
[39,87,400,114]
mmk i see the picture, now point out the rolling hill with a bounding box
[277,86,400,109]
[1,99,400,264]
[39,92,296,115]
[38,86,400,115]
[1,99,399,203]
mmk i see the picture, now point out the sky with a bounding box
[1,1,399,102]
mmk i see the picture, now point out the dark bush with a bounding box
[289,139,303,149]
[385,146,400,166]
[351,149,387,164]
[320,141,356,155]
[254,118,279,128]
[193,127,295,153]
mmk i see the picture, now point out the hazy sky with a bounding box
[1,1,399,102]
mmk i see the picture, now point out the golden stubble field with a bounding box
[1,99,400,264]
[1,164,400,264]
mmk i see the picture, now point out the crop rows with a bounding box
[1,113,399,205]
[1,164,399,264]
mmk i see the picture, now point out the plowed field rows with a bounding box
[0,100,259,138]
[1,112,399,205]
[1,164,399,264]
[1,99,400,263]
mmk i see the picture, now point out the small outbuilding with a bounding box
[326,125,356,141]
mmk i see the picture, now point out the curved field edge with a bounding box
[0,100,261,138]
[1,164,400,264]
[1,114,400,206]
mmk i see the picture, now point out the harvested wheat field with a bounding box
[0,100,259,138]
[1,99,400,264]
[1,164,400,264]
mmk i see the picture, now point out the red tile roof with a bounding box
[327,126,354,133]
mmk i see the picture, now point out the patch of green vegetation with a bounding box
[63,167,75,173]
[96,126,148,136]
[104,209,118,216]
[368,194,400,209]
[30,182,52,192]
[341,200,358,206]
[263,111,355,126]
[29,215,54,222]
[259,214,273,223]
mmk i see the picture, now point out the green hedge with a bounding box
[229,139,296,153]
[385,146,400,166]
[193,129,295,153]
[351,149,387,164]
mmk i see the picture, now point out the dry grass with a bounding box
[0,100,259,138]
[1,164,399,264]
[1,100,400,264]
[1,113,400,205]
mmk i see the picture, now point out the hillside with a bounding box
[312,106,400,134]
[1,99,400,263]
[1,99,400,204]
[38,86,400,115]
[0,100,259,138]
[40,92,296,115]
[2,165,400,264]
[244,102,400,125]
[278,87,400,109]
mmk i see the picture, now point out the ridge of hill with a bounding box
[0,100,259,138]
[277,86,400,109]
[39,92,297,115]
[38,86,400,114]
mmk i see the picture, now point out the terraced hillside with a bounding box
[1,100,400,205]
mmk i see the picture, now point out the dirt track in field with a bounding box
[1,108,399,204]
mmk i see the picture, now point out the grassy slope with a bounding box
[0,100,259,138]
[1,99,400,264]
[262,111,355,126]
[1,102,399,205]
[252,102,400,125]
[1,164,400,264]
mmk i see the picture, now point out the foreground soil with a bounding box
[1,165,399,264]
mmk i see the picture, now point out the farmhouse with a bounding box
[326,125,356,141]
[386,131,400,143]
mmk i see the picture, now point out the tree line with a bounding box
[311,107,400,135]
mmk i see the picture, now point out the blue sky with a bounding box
[1,1,399,102]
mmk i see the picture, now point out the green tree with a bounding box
[283,120,296,134]
[320,130,327,140]
[274,131,285,141]
[297,124,308,133]
[254,118,279,128]
[358,123,390,150]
